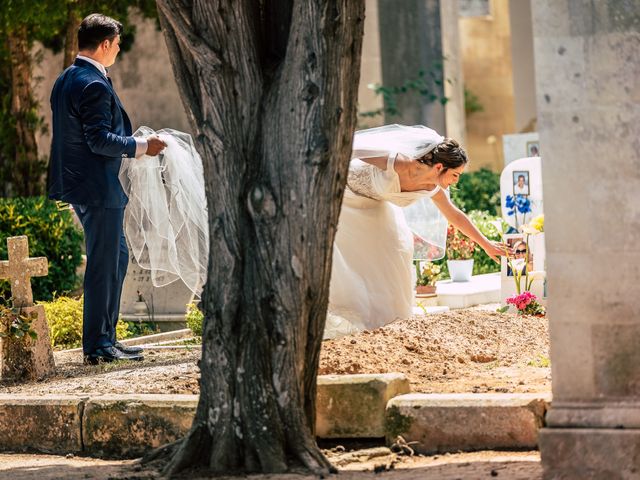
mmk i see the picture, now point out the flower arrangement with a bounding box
[506,291,545,316]
[415,261,442,287]
[492,214,547,316]
[446,224,476,260]
[505,194,532,229]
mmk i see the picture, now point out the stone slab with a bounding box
[316,373,411,438]
[386,393,550,454]
[539,428,640,479]
[412,305,450,315]
[0,395,84,454]
[82,394,198,457]
[435,273,501,309]
[60,328,193,353]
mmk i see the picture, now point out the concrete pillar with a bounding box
[377,0,465,139]
[508,0,537,132]
[532,1,640,478]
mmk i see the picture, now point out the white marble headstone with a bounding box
[500,156,543,232]
[499,156,545,303]
[119,255,194,325]
[502,132,540,167]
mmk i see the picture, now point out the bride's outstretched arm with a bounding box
[431,189,509,262]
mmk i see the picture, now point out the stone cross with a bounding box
[0,236,48,307]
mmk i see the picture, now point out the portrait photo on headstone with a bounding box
[526,141,540,157]
[513,171,530,196]
[505,235,533,277]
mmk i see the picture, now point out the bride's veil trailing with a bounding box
[119,126,209,297]
[352,124,449,260]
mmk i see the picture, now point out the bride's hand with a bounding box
[483,240,512,263]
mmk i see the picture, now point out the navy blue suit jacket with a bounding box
[48,58,136,208]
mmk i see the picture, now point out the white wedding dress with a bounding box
[325,151,441,339]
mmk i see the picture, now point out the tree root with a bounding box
[290,433,337,476]
[140,438,182,465]
[162,422,211,477]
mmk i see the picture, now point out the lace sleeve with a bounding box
[346,158,396,200]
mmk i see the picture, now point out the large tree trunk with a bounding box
[63,3,82,69]
[151,0,364,476]
[7,25,42,197]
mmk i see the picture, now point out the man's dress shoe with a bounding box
[114,341,144,355]
[84,346,144,365]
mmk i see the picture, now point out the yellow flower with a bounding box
[530,214,544,233]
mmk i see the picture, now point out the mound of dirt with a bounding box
[1,309,550,396]
[319,310,550,393]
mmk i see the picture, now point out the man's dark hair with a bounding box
[78,14,123,51]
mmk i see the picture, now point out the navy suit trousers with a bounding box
[73,205,128,353]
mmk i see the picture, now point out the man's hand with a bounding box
[146,136,167,156]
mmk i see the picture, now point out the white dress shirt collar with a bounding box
[76,55,108,77]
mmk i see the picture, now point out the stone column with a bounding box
[532,1,640,479]
[377,0,465,139]
[508,0,537,133]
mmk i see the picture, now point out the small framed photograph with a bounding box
[512,171,530,196]
[505,235,533,277]
[526,141,540,157]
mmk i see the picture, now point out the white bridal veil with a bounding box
[119,127,209,297]
[352,124,449,260]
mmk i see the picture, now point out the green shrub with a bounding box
[432,210,505,279]
[0,197,84,302]
[186,303,203,337]
[40,296,131,349]
[126,320,158,338]
[467,210,504,275]
[451,168,501,215]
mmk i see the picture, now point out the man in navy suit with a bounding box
[48,14,166,364]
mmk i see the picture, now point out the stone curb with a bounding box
[0,394,86,454]
[386,393,551,454]
[316,373,411,438]
[83,394,198,457]
[0,386,551,458]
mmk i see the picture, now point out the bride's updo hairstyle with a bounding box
[417,138,468,173]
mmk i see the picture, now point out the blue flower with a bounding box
[505,195,516,216]
[505,194,531,217]
[505,195,515,209]
[515,195,531,214]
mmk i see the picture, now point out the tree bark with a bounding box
[63,3,82,69]
[151,0,364,475]
[7,25,43,197]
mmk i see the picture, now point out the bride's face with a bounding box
[438,165,465,189]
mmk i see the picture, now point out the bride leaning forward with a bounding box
[326,125,507,338]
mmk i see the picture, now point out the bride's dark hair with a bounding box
[417,138,468,172]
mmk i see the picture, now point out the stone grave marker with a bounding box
[0,236,55,379]
[499,156,545,301]
[119,257,194,331]
[502,132,540,167]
